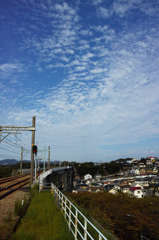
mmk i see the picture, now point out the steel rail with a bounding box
[0,180,30,200]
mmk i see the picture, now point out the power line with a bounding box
[2,136,30,151]
[0,153,21,159]
[0,146,21,155]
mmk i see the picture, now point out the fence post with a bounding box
[99,234,102,240]
[69,202,71,231]
[65,197,67,219]
[62,195,63,213]
[75,209,78,240]
[84,219,87,240]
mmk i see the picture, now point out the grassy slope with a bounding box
[10,191,74,240]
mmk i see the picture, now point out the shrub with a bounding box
[14,196,27,217]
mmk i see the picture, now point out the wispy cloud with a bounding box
[0,0,159,161]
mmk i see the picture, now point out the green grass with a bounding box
[10,192,74,240]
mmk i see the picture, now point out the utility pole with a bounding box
[20,146,23,174]
[47,146,50,169]
[31,116,36,185]
[0,117,36,184]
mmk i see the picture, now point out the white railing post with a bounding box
[62,195,63,213]
[69,202,71,231]
[84,219,87,240]
[75,209,78,240]
[65,197,67,219]
[51,183,108,240]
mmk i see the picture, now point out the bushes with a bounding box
[67,192,159,240]
[0,166,13,178]
[14,196,27,216]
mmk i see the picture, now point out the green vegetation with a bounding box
[67,192,159,240]
[10,190,74,240]
[76,162,106,177]
[3,212,13,224]
[0,166,13,177]
[75,161,123,177]
[64,194,118,240]
[14,196,27,216]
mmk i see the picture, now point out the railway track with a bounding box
[0,172,41,200]
[0,173,30,184]
[0,179,30,200]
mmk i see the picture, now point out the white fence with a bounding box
[51,183,108,240]
[39,169,52,191]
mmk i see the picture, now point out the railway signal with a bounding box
[32,145,37,155]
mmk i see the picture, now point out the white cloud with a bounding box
[75,66,86,71]
[1,0,159,162]
[97,7,110,18]
[90,68,107,74]
[80,29,93,36]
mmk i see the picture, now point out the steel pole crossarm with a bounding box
[1,132,22,134]
[0,133,9,143]
[38,149,50,152]
[0,126,35,131]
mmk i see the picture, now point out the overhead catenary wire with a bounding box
[1,134,30,151]
[0,134,31,161]
[0,153,21,160]
[0,146,21,155]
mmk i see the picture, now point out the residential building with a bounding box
[129,187,144,198]
[84,174,92,180]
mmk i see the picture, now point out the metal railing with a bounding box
[39,170,52,191]
[51,183,108,240]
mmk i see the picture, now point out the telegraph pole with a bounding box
[20,146,23,174]
[31,116,36,185]
[47,146,50,169]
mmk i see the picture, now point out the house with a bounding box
[103,181,114,186]
[135,169,140,175]
[148,156,156,161]
[84,174,92,181]
[146,169,153,175]
[94,173,101,181]
[85,179,93,185]
[130,183,144,189]
[89,183,100,187]
[88,186,105,193]
[146,159,152,166]
[129,169,135,175]
[72,188,88,193]
[75,183,88,189]
[153,168,158,174]
[134,179,149,188]
[73,179,81,187]
[121,185,130,193]
[109,188,118,194]
[154,161,159,167]
[120,180,129,186]
[138,163,145,168]
[105,184,115,192]
[132,158,140,162]
[129,187,143,198]
[140,169,146,174]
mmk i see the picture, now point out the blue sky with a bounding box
[0,0,159,163]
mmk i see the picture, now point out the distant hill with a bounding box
[0,159,60,165]
[0,159,30,165]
